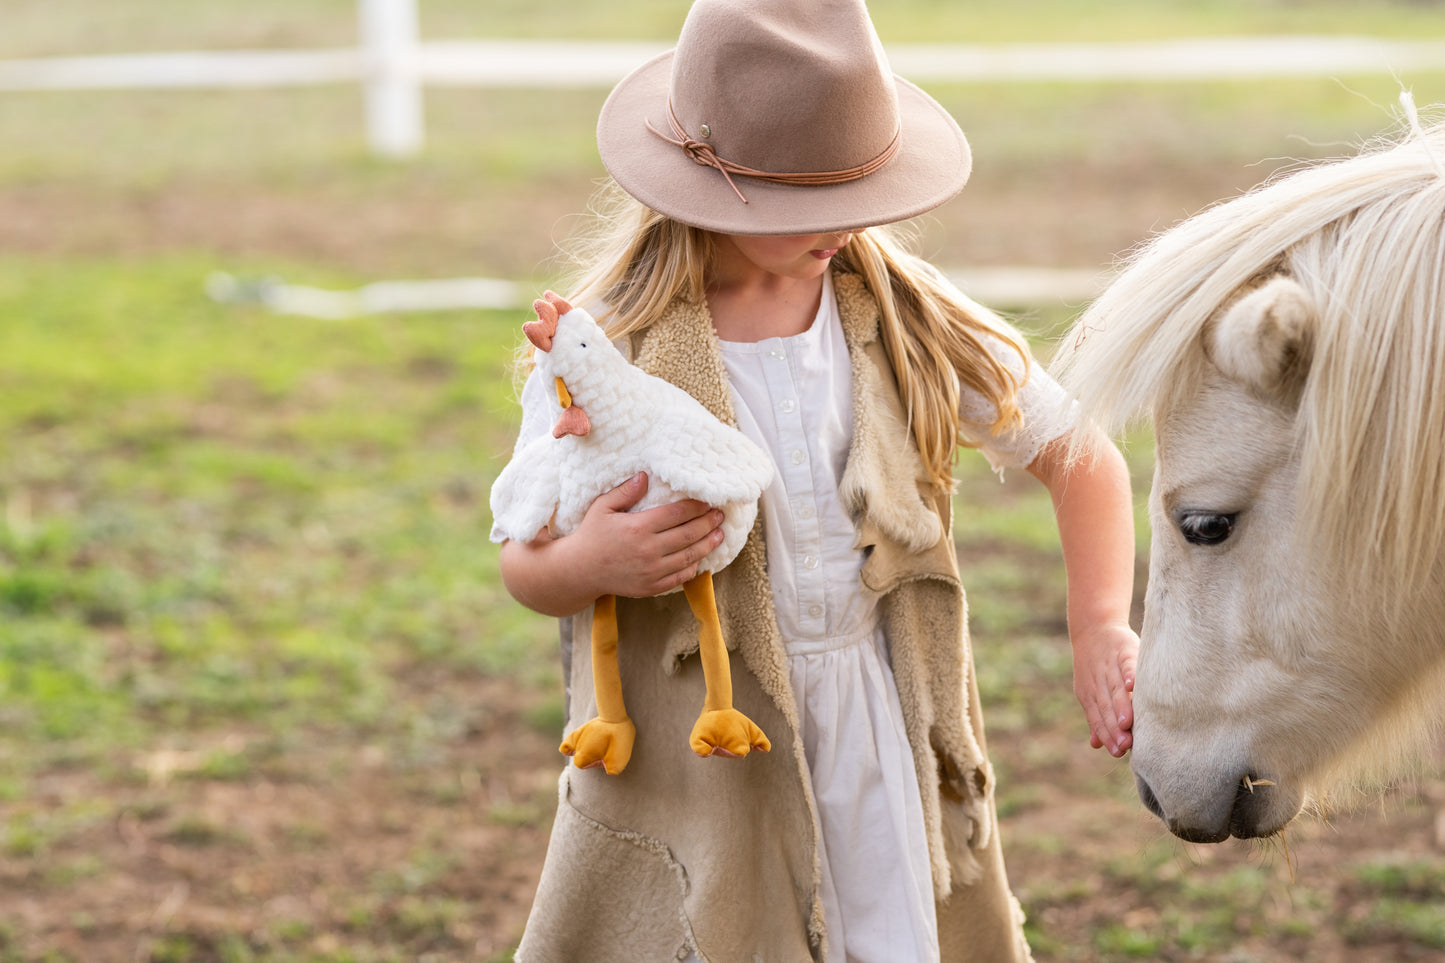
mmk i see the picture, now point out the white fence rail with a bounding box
[2,0,1443,156]
[206,268,1111,317]
[420,36,1445,87]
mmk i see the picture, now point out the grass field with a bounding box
[2,2,1444,960]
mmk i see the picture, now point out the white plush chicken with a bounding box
[490,291,774,775]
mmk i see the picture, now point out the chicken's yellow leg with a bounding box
[559,594,636,775]
[683,573,770,759]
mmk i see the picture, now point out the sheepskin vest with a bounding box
[516,273,1031,963]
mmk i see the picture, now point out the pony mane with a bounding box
[1053,116,1445,602]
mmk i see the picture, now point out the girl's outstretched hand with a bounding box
[1071,620,1138,757]
[1027,430,1139,758]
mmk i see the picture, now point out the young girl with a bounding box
[493,1,1138,960]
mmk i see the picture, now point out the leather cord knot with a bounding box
[646,100,900,205]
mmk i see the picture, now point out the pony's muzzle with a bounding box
[1135,769,1298,842]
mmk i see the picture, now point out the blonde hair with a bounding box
[553,181,1027,491]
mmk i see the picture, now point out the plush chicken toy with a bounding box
[490,291,774,775]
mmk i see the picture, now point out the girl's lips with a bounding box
[810,248,840,259]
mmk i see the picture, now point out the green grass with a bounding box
[0,254,562,958]
[1345,857,1445,948]
[0,255,549,777]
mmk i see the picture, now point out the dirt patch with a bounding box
[994,713,1445,963]
[0,158,1271,282]
[6,616,1441,961]
[1,676,559,962]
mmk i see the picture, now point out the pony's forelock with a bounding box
[1053,119,1445,605]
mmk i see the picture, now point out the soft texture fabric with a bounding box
[718,272,868,643]
[509,273,1040,962]
[596,0,971,236]
[490,294,775,775]
[488,296,773,574]
[787,625,938,963]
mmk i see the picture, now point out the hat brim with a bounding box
[597,51,972,237]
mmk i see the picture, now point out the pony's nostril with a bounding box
[1135,774,1165,820]
[1228,773,1277,839]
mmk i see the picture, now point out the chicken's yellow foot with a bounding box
[690,708,771,758]
[561,717,636,775]
[682,573,769,760]
[561,594,635,774]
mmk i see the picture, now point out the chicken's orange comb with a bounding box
[542,290,574,314]
[523,291,578,353]
[524,295,559,351]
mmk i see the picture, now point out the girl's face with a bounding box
[714,232,853,283]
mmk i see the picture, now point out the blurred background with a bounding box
[0,1,1442,960]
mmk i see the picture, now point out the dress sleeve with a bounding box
[957,322,1078,474]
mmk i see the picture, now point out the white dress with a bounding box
[708,271,1074,963]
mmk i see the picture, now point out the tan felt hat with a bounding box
[596,0,972,236]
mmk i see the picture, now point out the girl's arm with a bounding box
[499,471,726,617]
[1027,429,1140,757]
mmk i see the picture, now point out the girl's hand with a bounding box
[569,471,725,599]
[1071,620,1138,757]
[499,472,725,616]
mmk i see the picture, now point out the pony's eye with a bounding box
[1177,511,1237,546]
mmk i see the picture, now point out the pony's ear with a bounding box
[1206,275,1315,399]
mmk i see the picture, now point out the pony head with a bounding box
[1053,117,1445,842]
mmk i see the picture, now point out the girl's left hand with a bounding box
[1071,620,1139,757]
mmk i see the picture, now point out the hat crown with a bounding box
[669,0,900,175]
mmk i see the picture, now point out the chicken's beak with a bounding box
[550,376,591,439]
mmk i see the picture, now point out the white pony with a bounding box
[1051,114,1445,843]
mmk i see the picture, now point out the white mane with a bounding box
[1053,118,1445,605]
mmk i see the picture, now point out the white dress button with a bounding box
[790,449,806,465]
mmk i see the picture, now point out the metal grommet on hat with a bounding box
[596,0,972,236]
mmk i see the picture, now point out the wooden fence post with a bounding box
[359,0,423,157]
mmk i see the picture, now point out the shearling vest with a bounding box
[516,273,1032,963]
